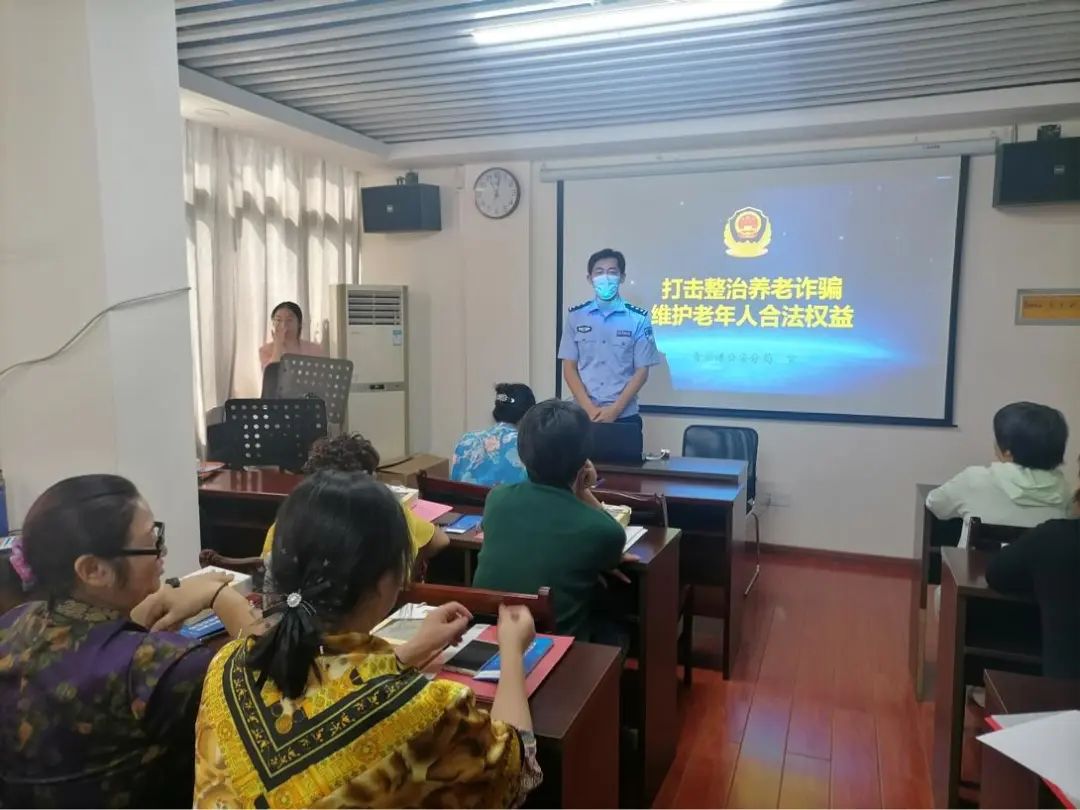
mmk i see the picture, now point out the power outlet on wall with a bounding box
[761,485,791,508]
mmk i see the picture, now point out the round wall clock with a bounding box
[474,167,521,219]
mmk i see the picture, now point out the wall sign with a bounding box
[1015,289,1080,325]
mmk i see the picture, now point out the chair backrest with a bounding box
[198,549,267,591]
[260,362,282,399]
[416,473,491,509]
[682,425,758,500]
[593,489,668,527]
[967,517,1029,552]
[398,582,556,633]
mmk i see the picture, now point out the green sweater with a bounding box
[473,481,625,639]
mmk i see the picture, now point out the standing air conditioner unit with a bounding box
[331,284,408,460]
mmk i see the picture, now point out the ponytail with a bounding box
[247,586,328,699]
[245,470,413,699]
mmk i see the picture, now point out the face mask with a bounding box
[593,276,620,301]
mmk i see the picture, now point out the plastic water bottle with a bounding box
[0,470,8,536]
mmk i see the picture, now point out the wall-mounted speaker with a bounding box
[994,137,1080,207]
[361,184,442,232]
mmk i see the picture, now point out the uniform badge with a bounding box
[616,329,633,337]
[576,325,592,333]
[723,206,772,258]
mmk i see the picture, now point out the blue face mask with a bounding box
[593,276,620,301]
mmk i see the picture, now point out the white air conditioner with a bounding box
[331,284,408,460]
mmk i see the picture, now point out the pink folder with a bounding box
[411,499,454,522]
[436,625,574,700]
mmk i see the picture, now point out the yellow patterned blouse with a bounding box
[193,632,541,809]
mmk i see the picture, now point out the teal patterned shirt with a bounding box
[451,422,527,487]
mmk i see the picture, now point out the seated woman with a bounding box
[451,383,536,486]
[258,434,449,589]
[0,474,259,807]
[194,470,541,808]
[258,301,326,371]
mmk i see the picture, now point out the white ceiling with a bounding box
[176,0,1080,149]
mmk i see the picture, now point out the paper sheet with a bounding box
[372,603,491,678]
[979,709,1080,806]
[988,711,1068,730]
[624,525,648,552]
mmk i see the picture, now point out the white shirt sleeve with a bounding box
[926,469,973,520]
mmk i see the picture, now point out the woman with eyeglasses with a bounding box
[0,474,260,808]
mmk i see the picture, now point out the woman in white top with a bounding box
[258,301,326,370]
[927,401,1071,528]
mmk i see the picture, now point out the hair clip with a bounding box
[286,592,302,609]
[495,393,515,404]
[9,536,35,590]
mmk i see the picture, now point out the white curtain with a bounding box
[182,121,361,443]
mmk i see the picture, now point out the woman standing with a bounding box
[258,301,326,370]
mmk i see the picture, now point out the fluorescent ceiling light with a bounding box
[472,0,595,21]
[472,0,784,45]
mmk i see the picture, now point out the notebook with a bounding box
[474,636,554,682]
[179,613,226,640]
[444,514,482,534]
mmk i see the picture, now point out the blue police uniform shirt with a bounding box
[557,297,661,418]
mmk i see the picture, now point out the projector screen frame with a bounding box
[554,157,968,428]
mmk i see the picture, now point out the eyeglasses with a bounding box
[113,522,166,559]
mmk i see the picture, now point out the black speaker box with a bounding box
[994,137,1080,207]
[362,184,442,232]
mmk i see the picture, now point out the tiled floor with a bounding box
[654,550,934,809]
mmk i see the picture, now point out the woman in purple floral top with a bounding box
[0,475,258,808]
[451,383,536,487]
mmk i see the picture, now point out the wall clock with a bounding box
[474,167,521,219]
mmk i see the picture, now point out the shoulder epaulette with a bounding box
[568,301,590,312]
[626,303,649,316]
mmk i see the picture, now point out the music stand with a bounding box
[222,399,328,472]
[278,354,353,426]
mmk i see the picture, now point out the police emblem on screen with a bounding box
[723,207,772,258]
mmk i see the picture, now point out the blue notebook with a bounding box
[180,613,226,640]
[474,636,554,682]
[444,514,482,534]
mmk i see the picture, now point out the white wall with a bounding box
[360,164,532,458]
[363,129,1080,559]
[0,0,200,574]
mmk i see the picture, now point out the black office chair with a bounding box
[260,362,282,399]
[682,425,761,596]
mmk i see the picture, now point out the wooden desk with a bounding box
[522,641,622,808]
[933,548,1042,808]
[980,670,1080,810]
[199,470,300,556]
[200,465,745,681]
[450,526,682,805]
[596,461,748,678]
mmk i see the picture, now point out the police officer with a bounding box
[558,248,661,454]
